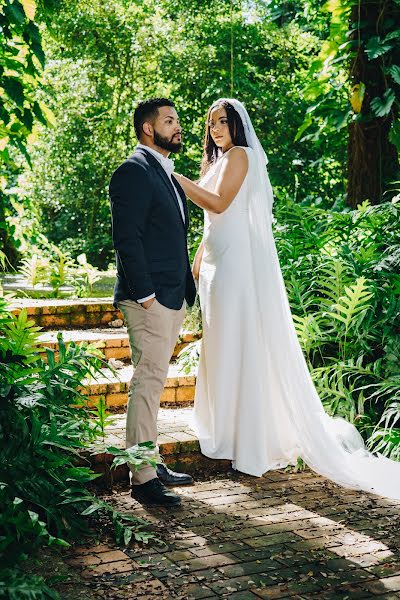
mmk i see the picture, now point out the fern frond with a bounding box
[330,277,374,333]
[317,259,348,305]
[293,313,323,355]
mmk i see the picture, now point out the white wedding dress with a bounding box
[192,100,400,499]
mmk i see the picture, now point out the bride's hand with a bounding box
[192,262,200,280]
[174,172,184,185]
[174,172,192,197]
[192,240,204,281]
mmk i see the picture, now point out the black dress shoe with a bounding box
[131,477,181,507]
[156,463,193,486]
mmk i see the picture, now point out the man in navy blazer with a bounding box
[109,98,196,506]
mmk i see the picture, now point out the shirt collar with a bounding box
[137,143,166,163]
[137,143,175,177]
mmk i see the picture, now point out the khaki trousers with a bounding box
[118,298,186,485]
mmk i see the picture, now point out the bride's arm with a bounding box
[192,239,204,280]
[175,147,248,214]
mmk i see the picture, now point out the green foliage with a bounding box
[14,245,102,298]
[274,195,400,454]
[0,568,58,600]
[0,0,54,265]
[107,442,158,473]
[0,298,155,596]
[76,253,101,296]
[90,395,115,442]
[48,246,75,296]
[20,0,346,267]
[0,0,49,159]
[176,339,201,375]
[297,0,400,160]
[19,253,49,287]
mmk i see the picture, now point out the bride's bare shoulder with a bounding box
[223,146,249,167]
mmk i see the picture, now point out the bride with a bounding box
[174,98,400,500]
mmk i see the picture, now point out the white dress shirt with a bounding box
[136,143,185,303]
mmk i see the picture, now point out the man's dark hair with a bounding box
[133,98,175,140]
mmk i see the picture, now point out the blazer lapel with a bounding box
[171,174,189,230]
[136,148,186,229]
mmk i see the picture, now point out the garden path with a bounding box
[63,470,400,599]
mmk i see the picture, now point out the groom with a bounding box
[109,98,196,506]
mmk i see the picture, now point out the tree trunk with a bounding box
[347,0,399,208]
[0,194,20,270]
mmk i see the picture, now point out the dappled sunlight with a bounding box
[180,480,395,562]
[99,472,399,597]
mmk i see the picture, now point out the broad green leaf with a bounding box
[7,0,26,25]
[39,102,57,126]
[370,89,395,117]
[383,30,400,43]
[389,120,400,151]
[32,101,47,126]
[2,77,24,106]
[330,109,350,130]
[26,21,45,67]
[294,116,313,142]
[81,503,103,516]
[387,65,400,85]
[365,36,393,60]
[124,528,133,546]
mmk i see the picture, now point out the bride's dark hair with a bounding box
[200,100,248,177]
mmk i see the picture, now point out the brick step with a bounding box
[11,297,122,329]
[81,364,197,409]
[38,328,199,361]
[88,407,230,482]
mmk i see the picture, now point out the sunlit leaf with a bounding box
[21,0,37,20]
[39,102,57,126]
[294,116,313,142]
[350,82,365,113]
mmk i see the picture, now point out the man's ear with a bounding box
[142,122,153,137]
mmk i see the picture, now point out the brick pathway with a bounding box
[65,469,400,599]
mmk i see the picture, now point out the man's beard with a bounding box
[154,129,182,153]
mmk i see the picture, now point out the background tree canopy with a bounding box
[1,0,399,268]
[3,0,350,268]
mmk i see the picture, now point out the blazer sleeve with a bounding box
[109,161,154,300]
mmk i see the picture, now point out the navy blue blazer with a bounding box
[109,147,196,310]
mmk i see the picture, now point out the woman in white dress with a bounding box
[174,98,400,499]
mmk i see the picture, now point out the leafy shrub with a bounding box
[19,254,50,287]
[273,196,400,454]
[0,298,156,597]
[13,245,102,298]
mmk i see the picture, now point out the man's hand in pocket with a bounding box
[141,298,156,310]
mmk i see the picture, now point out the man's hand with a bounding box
[141,297,156,310]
